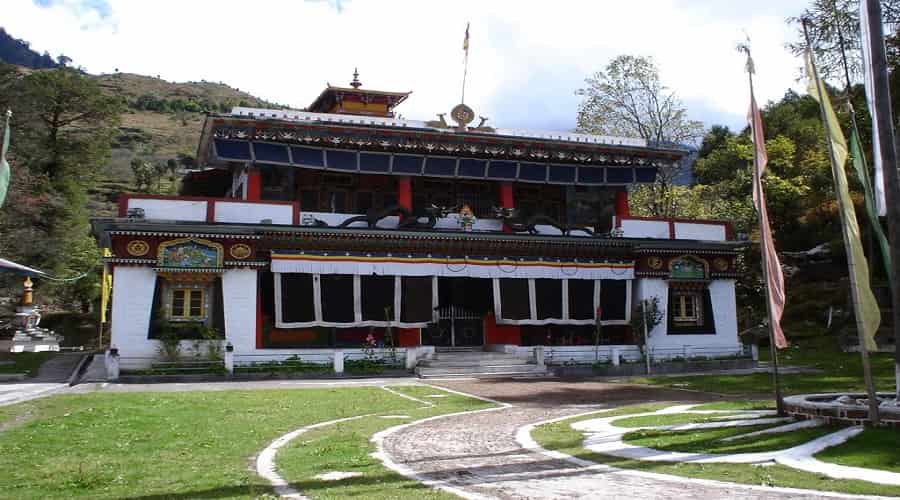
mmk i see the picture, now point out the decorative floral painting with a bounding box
[670,256,706,280]
[158,239,222,268]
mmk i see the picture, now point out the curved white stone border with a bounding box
[563,404,900,487]
[257,413,374,499]
[370,383,512,500]
[516,410,896,500]
[255,384,437,498]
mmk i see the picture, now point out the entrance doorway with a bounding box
[422,278,491,347]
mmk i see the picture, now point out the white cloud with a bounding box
[6,0,811,133]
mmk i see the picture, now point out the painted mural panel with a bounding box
[157,238,223,268]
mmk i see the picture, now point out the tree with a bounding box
[0,66,123,308]
[131,158,155,192]
[576,55,704,217]
[788,0,900,82]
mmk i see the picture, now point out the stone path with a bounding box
[0,352,85,407]
[378,379,878,499]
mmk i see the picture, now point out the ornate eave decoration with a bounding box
[210,122,683,168]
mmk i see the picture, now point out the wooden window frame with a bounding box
[170,287,207,321]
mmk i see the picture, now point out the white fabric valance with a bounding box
[271,254,634,280]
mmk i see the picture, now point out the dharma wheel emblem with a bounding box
[647,256,663,270]
[229,243,252,260]
[126,240,150,257]
[450,103,475,128]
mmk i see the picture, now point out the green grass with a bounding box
[611,412,743,428]
[630,336,897,396]
[0,385,491,499]
[816,428,900,473]
[691,401,775,411]
[624,424,838,454]
[0,352,55,377]
[531,403,900,497]
[276,385,493,499]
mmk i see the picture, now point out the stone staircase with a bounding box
[415,348,550,379]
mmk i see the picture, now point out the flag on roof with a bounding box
[463,23,470,54]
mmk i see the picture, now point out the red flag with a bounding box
[749,95,788,349]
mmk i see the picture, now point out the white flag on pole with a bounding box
[860,0,888,216]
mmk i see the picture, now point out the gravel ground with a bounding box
[379,378,867,499]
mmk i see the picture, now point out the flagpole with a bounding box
[863,0,900,401]
[740,44,785,416]
[461,23,470,105]
[803,19,880,424]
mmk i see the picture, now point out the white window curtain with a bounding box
[275,273,437,328]
[493,278,631,326]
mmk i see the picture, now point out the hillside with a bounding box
[89,72,283,216]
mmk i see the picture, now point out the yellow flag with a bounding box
[806,51,881,351]
[100,248,113,324]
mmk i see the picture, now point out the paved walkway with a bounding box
[379,380,875,499]
[0,352,85,407]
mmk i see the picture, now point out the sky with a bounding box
[8,0,815,136]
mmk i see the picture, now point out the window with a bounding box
[672,291,702,325]
[171,288,205,319]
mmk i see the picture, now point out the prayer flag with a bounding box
[807,51,881,351]
[860,0,888,216]
[748,91,788,349]
[100,248,113,324]
[850,125,892,283]
[0,110,10,208]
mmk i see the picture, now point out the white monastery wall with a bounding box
[110,266,158,363]
[222,268,259,353]
[673,222,727,242]
[645,278,741,357]
[215,201,294,225]
[620,219,670,239]
[129,199,207,221]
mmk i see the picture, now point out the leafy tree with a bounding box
[576,55,704,217]
[131,158,155,192]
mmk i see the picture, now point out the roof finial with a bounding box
[350,68,361,89]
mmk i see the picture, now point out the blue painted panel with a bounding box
[487,161,518,179]
[359,153,391,172]
[518,163,547,182]
[606,168,635,183]
[291,146,325,167]
[214,139,252,161]
[392,155,424,174]
[423,156,456,176]
[635,167,658,183]
[327,150,358,171]
[457,158,486,178]
[577,167,605,184]
[547,165,576,183]
[253,142,290,163]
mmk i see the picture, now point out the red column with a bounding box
[614,189,630,218]
[498,182,514,233]
[397,176,412,211]
[246,168,262,201]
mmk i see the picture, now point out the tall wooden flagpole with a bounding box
[803,19,881,424]
[740,43,785,416]
[863,0,900,399]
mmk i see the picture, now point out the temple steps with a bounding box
[415,351,550,379]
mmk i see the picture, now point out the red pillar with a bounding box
[246,168,262,201]
[498,182,514,233]
[397,176,412,211]
[614,189,630,218]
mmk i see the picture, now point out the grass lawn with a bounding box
[816,427,900,473]
[531,402,900,497]
[690,401,775,411]
[276,385,493,499]
[628,336,897,396]
[0,352,55,377]
[611,412,744,428]
[624,424,838,454]
[0,384,492,499]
